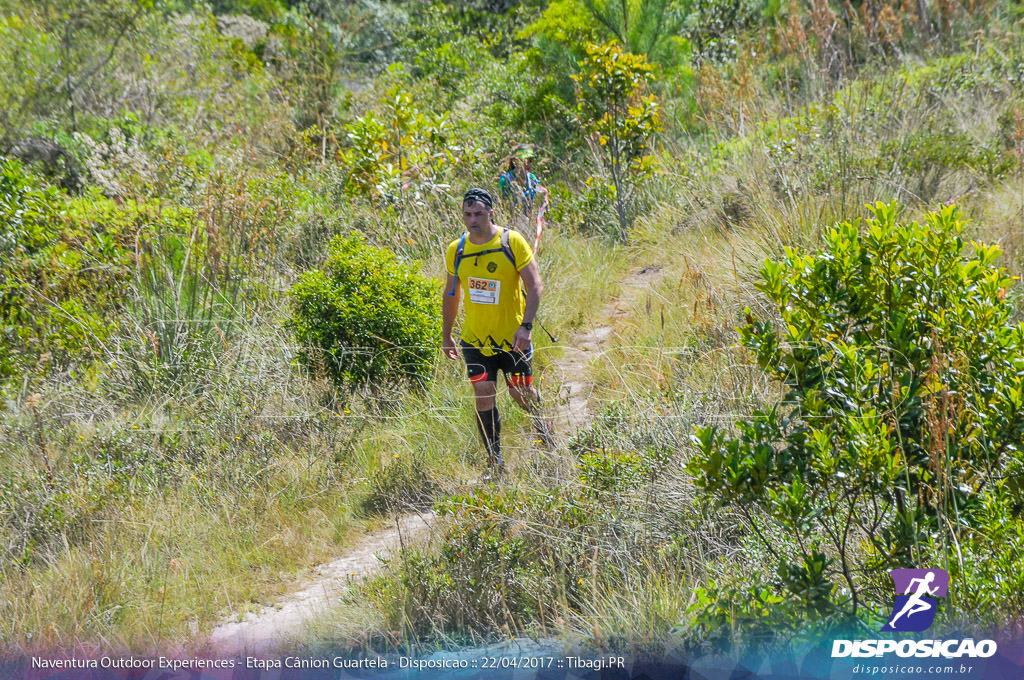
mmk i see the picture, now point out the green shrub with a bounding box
[546,179,616,238]
[681,0,762,64]
[0,159,203,381]
[337,71,472,206]
[368,486,559,639]
[689,202,1024,626]
[288,232,440,391]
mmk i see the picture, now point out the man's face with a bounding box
[462,200,492,232]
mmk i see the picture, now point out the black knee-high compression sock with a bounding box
[475,407,502,466]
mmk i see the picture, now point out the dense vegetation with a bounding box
[1,0,1022,658]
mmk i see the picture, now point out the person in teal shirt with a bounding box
[498,144,549,245]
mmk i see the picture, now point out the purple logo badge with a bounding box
[882,568,949,632]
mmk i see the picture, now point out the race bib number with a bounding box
[467,277,500,305]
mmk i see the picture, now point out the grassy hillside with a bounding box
[1,0,1022,657]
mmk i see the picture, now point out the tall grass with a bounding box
[0,164,633,654]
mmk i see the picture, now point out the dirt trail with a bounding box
[207,512,433,655]
[556,264,664,432]
[204,264,664,655]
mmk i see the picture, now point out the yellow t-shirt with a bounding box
[446,228,534,356]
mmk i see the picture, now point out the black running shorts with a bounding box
[460,341,533,386]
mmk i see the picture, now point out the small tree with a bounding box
[339,72,459,206]
[573,41,661,241]
[288,233,440,392]
[690,202,1024,623]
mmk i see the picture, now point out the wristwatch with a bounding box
[520,321,534,331]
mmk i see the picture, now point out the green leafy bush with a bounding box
[376,509,544,639]
[369,486,570,638]
[368,402,683,639]
[681,0,762,64]
[288,233,440,391]
[546,178,616,237]
[0,161,194,379]
[689,202,1024,625]
[337,68,472,206]
[522,0,684,67]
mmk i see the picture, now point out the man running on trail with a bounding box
[442,188,549,476]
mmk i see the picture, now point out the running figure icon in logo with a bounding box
[882,568,949,632]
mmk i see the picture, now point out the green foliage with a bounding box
[687,579,788,649]
[2,0,1022,652]
[480,51,581,163]
[515,0,603,136]
[288,233,440,392]
[729,46,1024,217]
[398,3,503,94]
[574,42,661,240]
[0,0,153,138]
[68,119,214,201]
[545,179,616,236]
[205,0,286,22]
[877,128,1015,191]
[0,159,62,259]
[272,7,343,134]
[519,0,690,156]
[370,402,680,639]
[376,500,545,639]
[338,73,466,205]
[0,14,60,140]
[569,400,676,485]
[371,485,577,638]
[520,0,607,60]
[412,35,492,97]
[0,423,171,567]
[580,0,685,64]
[690,202,1024,625]
[523,0,685,66]
[578,449,648,492]
[0,160,196,378]
[679,0,763,63]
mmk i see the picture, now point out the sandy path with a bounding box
[204,264,665,655]
[207,512,433,655]
[556,264,664,432]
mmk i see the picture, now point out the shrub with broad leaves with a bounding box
[288,233,439,392]
[690,201,1024,625]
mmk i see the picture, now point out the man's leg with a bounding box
[472,380,502,468]
[461,343,503,469]
[508,380,555,449]
[504,349,555,449]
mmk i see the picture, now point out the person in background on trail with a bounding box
[442,188,552,478]
[498,143,549,246]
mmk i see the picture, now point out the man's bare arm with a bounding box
[512,260,543,352]
[519,260,543,321]
[442,273,460,360]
